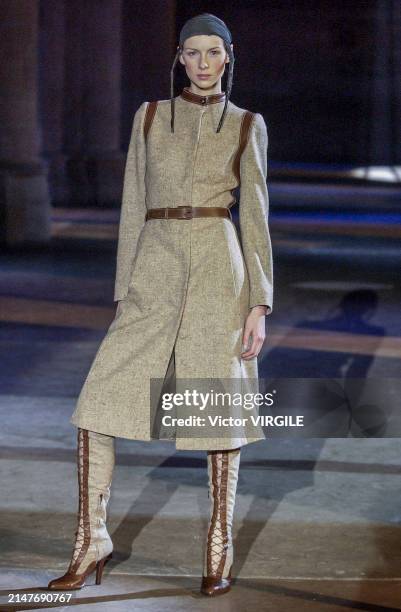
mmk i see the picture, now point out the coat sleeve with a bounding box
[238,112,274,315]
[114,101,148,302]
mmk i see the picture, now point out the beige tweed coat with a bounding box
[70,87,274,450]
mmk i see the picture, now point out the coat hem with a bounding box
[69,417,265,450]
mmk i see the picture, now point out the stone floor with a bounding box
[0,193,400,610]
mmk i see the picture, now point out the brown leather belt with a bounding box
[145,206,232,221]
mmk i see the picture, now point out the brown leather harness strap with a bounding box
[143,104,254,213]
[144,100,158,141]
[232,111,255,183]
[144,104,254,176]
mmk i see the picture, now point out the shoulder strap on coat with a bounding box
[143,101,158,142]
[233,111,255,183]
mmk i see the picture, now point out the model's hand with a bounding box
[241,306,268,360]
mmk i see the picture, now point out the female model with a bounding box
[48,12,273,597]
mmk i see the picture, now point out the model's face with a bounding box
[179,34,232,91]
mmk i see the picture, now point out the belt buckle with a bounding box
[178,205,193,220]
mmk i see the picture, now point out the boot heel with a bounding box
[95,552,113,585]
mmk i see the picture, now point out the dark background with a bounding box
[1,0,400,239]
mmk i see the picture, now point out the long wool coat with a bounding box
[70,87,274,451]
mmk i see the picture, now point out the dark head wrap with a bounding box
[170,13,234,134]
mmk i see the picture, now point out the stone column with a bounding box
[0,0,51,244]
[64,0,124,207]
[392,1,401,164]
[121,0,176,141]
[371,0,401,165]
[85,0,125,206]
[39,0,68,207]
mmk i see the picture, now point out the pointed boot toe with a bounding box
[47,552,113,590]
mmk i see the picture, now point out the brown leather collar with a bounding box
[180,87,226,106]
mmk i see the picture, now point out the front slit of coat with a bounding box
[151,217,193,440]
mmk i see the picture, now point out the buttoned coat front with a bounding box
[70,87,274,450]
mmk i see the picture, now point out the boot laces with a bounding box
[206,452,230,576]
[69,430,88,569]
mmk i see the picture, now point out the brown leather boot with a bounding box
[48,428,115,590]
[200,447,241,596]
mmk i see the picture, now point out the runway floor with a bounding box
[1,191,400,610]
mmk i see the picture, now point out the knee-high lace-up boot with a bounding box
[48,428,115,590]
[200,447,241,596]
